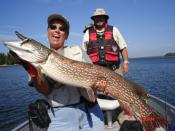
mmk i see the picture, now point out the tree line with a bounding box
[0,52,16,65]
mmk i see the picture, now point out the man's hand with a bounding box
[122,62,129,73]
[94,79,108,95]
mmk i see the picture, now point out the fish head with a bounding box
[4,31,51,64]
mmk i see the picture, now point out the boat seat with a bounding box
[97,96,120,128]
[97,98,120,110]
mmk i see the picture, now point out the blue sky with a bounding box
[0,0,175,58]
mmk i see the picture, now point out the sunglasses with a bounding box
[49,25,66,32]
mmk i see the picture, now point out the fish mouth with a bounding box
[4,41,23,59]
[8,50,17,56]
[9,50,26,64]
[8,48,28,65]
[4,31,30,55]
[7,47,38,77]
[4,41,32,59]
[4,41,23,52]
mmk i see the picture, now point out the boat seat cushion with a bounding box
[97,98,120,110]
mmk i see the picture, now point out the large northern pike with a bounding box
[4,32,168,131]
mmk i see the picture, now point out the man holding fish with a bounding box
[29,13,105,130]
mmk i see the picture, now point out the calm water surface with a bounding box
[0,57,175,131]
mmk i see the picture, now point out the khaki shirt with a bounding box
[47,45,95,107]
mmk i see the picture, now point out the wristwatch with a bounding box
[123,60,129,64]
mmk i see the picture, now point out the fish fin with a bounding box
[118,99,137,118]
[119,99,168,131]
[117,99,138,125]
[119,101,132,116]
[128,80,149,100]
[21,60,38,77]
[86,88,96,102]
[141,111,168,131]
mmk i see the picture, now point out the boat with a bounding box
[12,93,175,131]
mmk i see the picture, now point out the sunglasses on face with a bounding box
[48,25,66,32]
[94,16,106,21]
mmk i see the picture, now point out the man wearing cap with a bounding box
[30,13,104,130]
[82,8,129,75]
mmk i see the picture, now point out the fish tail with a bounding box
[119,99,168,131]
[141,111,168,131]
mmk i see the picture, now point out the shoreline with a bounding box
[0,64,19,67]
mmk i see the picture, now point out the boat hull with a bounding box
[12,95,175,131]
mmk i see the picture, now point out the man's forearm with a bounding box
[121,47,129,62]
[120,47,129,73]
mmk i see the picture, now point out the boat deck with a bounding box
[12,95,175,131]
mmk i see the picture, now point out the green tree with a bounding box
[0,52,17,65]
[0,53,6,65]
[6,52,15,65]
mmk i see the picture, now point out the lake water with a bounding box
[0,57,175,131]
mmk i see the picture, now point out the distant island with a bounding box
[164,52,175,57]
